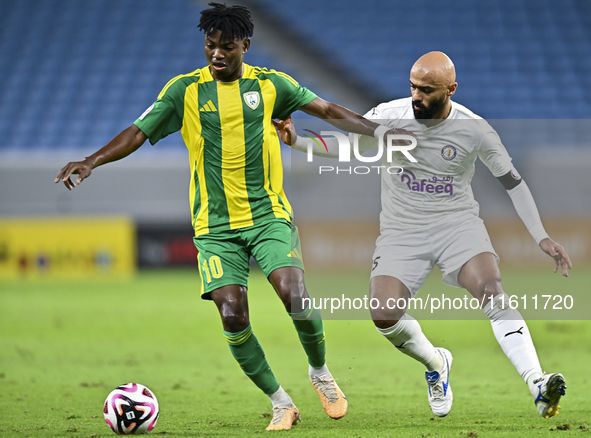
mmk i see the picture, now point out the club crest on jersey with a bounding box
[441,145,457,161]
[243,92,260,110]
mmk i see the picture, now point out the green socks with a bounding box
[223,324,280,395]
[223,308,326,396]
[290,307,326,368]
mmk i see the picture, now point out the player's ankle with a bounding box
[268,386,293,406]
[425,348,444,372]
[309,364,329,379]
[526,371,544,391]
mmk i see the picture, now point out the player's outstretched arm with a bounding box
[299,97,417,140]
[497,170,572,277]
[276,99,417,158]
[299,97,380,136]
[538,238,572,277]
[55,125,148,190]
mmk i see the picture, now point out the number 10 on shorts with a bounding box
[201,255,224,283]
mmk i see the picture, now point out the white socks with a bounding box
[483,293,543,388]
[376,293,544,391]
[268,386,293,407]
[309,364,329,379]
[268,366,331,406]
[377,313,443,372]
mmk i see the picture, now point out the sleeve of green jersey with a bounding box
[133,81,185,145]
[270,72,318,120]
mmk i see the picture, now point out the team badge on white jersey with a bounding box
[441,145,457,161]
[243,91,260,110]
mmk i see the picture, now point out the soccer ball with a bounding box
[103,383,159,435]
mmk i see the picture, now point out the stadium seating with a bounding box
[248,0,591,120]
[0,0,294,152]
[1,0,589,152]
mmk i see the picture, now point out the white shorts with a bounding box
[370,216,499,297]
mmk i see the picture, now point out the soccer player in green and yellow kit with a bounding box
[55,2,399,431]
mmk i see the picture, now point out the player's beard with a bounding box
[413,95,446,119]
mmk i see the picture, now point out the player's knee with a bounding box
[278,288,293,311]
[273,275,291,298]
[370,306,405,326]
[272,273,306,312]
[479,278,503,302]
[220,311,249,332]
[373,318,402,329]
[278,286,309,313]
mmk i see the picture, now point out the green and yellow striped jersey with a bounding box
[134,63,317,237]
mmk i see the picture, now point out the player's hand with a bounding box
[539,238,572,277]
[54,159,94,190]
[272,116,296,145]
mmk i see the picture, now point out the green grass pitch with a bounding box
[1,267,590,437]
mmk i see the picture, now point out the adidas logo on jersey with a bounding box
[287,248,302,260]
[199,100,218,112]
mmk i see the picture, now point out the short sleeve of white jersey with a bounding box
[477,129,514,178]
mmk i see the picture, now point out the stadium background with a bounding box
[1,1,591,436]
[1,0,590,278]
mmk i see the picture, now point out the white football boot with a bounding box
[425,348,453,417]
[531,373,566,419]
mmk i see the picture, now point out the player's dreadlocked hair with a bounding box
[198,2,254,42]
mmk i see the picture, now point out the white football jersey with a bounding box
[352,97,514,231]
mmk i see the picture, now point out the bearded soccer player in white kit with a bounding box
[275,51,572,420]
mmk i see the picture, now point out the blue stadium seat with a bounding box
[0,0,306,152]
[248,0,591,123]
[1,0,590,153]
